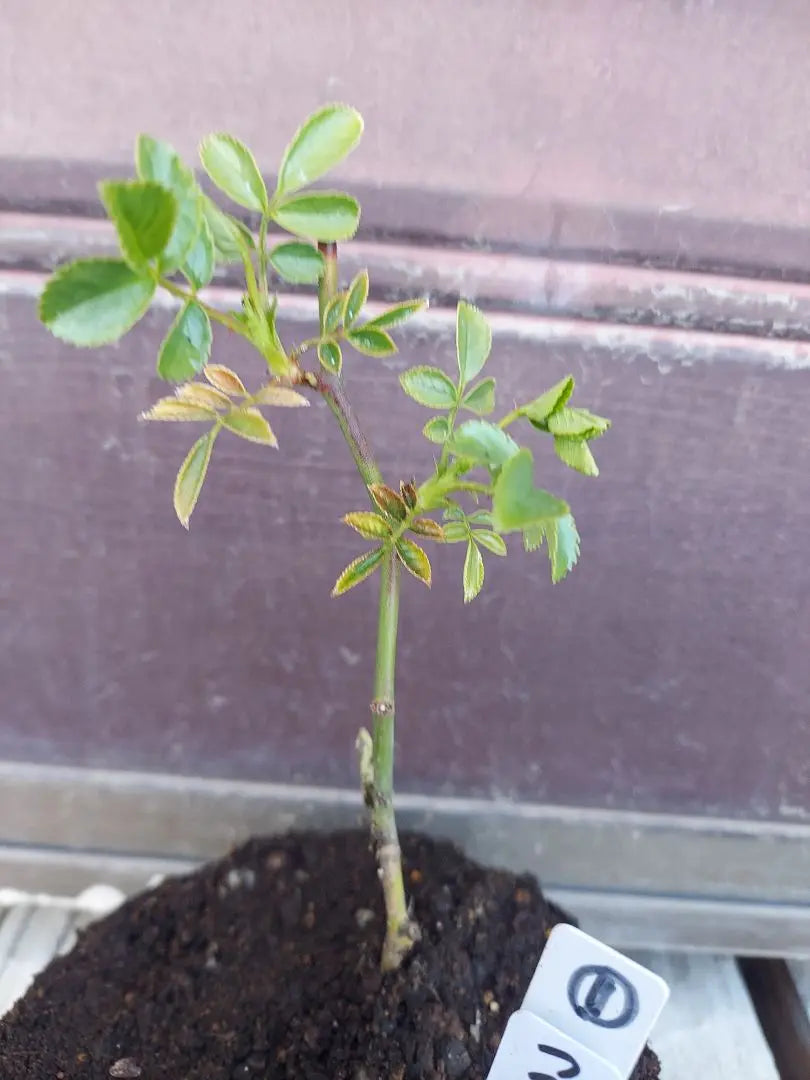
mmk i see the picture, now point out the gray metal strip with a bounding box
[2,762,810,938]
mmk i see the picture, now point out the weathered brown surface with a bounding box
[2,283,809,820]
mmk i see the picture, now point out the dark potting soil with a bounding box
[0,831,661,1080]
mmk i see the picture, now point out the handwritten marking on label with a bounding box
[521,925,669,1078]
[567,964,639,1029]
[486,1010,622,1080]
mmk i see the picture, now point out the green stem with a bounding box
[438,402,460,471]
[258,216,269,300]
[158,277,246,337]
[499,406,522,429]
[316,241,418,971]
[318,241,339,331]
[318,376,382,486]
[369,549,419,971]
[453,480,491,496]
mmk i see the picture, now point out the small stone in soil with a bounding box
[108,1058,142,1078]
[224,867,256,890]
[439,1036,473,1079]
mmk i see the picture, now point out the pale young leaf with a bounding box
[252,385,310,408]
[342,511,392,540]
[173,427,218,528]
[222,407,278,446]
[204,364,247,396]
[140,398,217,422]
[463,539,485,603]
[175,382,231,410]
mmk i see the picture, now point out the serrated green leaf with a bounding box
[463,539,484,603]
[204,364,246,395]
[396,537,431,586]
[343,270,369,327]
[449,419,519,467]
[547,406,611,439]
[456,301,492,384]
[135,137,201,272]
[252,385,309,408]
[276,104,363,197]
[423,416,450,444]
[474,530,507,556]
[343,511,392,540]
[272,191,360,242]
[201,197,254,262]
[365,298,426,330]
[442,521,469,543]
[175,382,231,410]
[546,513,581,583]
[174,428,217,527]
[399,366,457,409]
[460,377,496,415]
[157,301,212,382]
[268,241,325,284]
[200,133,268,212]
[318,340,342,374]
[140,397,217,422]
[135,134,179,185]
[554,436,599,476]
[99,180,176,270]
[323,294,345,334]
[523,524,544,553]
[369,483,408,521]
[492,448,569,533]
[519,376,575,425]
[222,406,278,446]
[468,509,494,525]
[332,547,385,596]
[182,218,215,290]
[347,326,396,357]
[39,258,155,346]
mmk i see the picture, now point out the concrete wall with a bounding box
[2,2,810,908]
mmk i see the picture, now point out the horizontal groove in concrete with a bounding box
[4,211,810,344]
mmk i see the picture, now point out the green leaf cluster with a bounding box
[395,301,600,595]
[37,100,610,594]
[394,301,612,594]
[140,365,307,526]
[333,481,445,596]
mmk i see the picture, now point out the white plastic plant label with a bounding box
[521,925,669,1078]
[487,1009,622,1080]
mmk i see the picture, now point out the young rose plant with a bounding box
[38,104,610,972]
